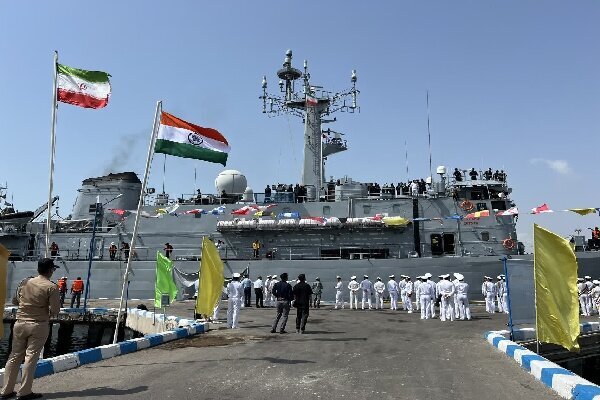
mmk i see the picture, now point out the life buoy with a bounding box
[460,200,474,211]
[503,238,516,250]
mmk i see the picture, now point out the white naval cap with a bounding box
[336,276,341,279]
[577,277,584,281]
[424,273,432,278]
[272,275,278,279]
[484,276,492,280]
[497,275,503,280]
[350,275,357,280]
[441,274,450,279]
[593,280,600,285]
[585,276,592,280]
[376,277,381,280]
[454,273,464,281]
[363,275,369,278]
[232,273,241,278]
[389,274,395,278]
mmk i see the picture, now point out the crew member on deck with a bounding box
[109,242,118,260]
[453,168,462,182]
[469,168,478,180]
[484,168,493,180]
[164,242,173,259]
[70,277,84,308]
[49,242,59,258]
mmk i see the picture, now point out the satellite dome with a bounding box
[215,170,247,195]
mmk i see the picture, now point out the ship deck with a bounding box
[33,300,563,399]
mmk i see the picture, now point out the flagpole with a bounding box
[45,51,59,257]
[113,100,162,344]
[533,223,540,354]
[194,237,204,320]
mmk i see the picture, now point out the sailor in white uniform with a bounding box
[495,276,504,313]
[482,276,496,314]
[414,277,422,311]
[416,276,434,319]
[335,276,345,309]
[348,276,360,309]
[424,273,435,317]
[591,280,600,315]
[578,277,590,316]
[360,275,373,310]
[452,273,461,319]
[263,276,272,307]
[226,273,243,328]
[454,273,471,320]
[500,275,509,314]
[403,276,414,313]
[437,274,456,322]
[387,275,400,310]
[373,277,386,309]
[585,276,594,315]
[268,275,278,307]
[399,276,407,310]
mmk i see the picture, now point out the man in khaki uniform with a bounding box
[2,258,60,400]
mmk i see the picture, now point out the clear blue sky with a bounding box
[1,1,599,249]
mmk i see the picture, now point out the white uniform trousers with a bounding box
[361,291,372,309]
[374,292,384,309]
[496,295,503,313]
[430,297,436,318]
[485,293,496,313]
[502,294,509,314]
[440,296,454,321]
[403,293,413,312]
[580,294,590,316]
[454,296,460,318]
[213,301,221,320]
[400,292,407,310]
[335,291,344,309]
[457,294,471,320]
[586,295,593,315]
[389,292,398,310]
[420,295,431,319]
[227,298,241,328]
[349,291,359,309]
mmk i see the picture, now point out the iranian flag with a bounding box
[57,64,111,109]
[155,111,230,166]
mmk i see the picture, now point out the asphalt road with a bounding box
[33,301,561,400]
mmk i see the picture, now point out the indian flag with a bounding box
[155,111,230,166]
[57,64,111,109]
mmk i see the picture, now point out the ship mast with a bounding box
[260,50,359,201]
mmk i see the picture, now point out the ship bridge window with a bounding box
[476,202,488,211]
[323,206,331,215]
[491,200,507,211]
[88,204,97,214]
[363,205,371,215]
[481,231,490,241]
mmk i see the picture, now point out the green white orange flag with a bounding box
[155,111,230,166]
[57,64,111,109]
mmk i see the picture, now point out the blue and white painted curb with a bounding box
[485,325,600,399]
[0,310,209,381]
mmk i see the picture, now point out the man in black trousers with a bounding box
[292,274,313,334]
[270,273,293,334]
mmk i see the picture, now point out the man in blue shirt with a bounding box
[270,273,293,334]
[241,275,252,307]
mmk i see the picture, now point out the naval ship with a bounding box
[1,50,598,302]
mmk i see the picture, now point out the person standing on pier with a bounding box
[437,275,455,322]
[2,258,60,400]
[482,276,496,314]
[360,275,373,310]
[454,274,471,320]
[334,276,345,309]
[271,273,293,334]
[578,277,591,316]
[403,276,414,313]
[495,276,504,313]
[373,277,385,309]
[387,275,400,311]
[226,273,243,328]
[241,275,252,308]
[348,276,360,309]
[57,277,67,308]
[253,276,264,308]
[292,274,313,334]
[70,277,84,308]
[417,276,434,319]
[312,277,323,308]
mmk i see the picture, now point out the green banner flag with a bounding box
[155,251,178,308]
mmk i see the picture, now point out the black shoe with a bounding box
[300,330,305,334]
[279,330,287,334]
[296,329,300,333]
[16,394,43,400]
[270,330,276,333]
[1,392,15,399]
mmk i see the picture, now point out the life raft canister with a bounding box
[503,238,516,250]
[460,200,474,211]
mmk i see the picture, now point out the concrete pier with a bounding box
[30,301,566,400]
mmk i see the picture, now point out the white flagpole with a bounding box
[45,51,59,257]
[113,100,162,344]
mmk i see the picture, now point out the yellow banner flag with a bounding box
[0,245,9,338]
[195,237,225,316]
[534,224,580,351]
[568,208,597,216]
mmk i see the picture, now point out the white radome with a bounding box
[215,170,247,195]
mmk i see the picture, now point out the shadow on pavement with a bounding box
[44,385,148,399]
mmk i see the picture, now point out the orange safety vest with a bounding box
[72,279,84,293]
[58,279,67,291]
